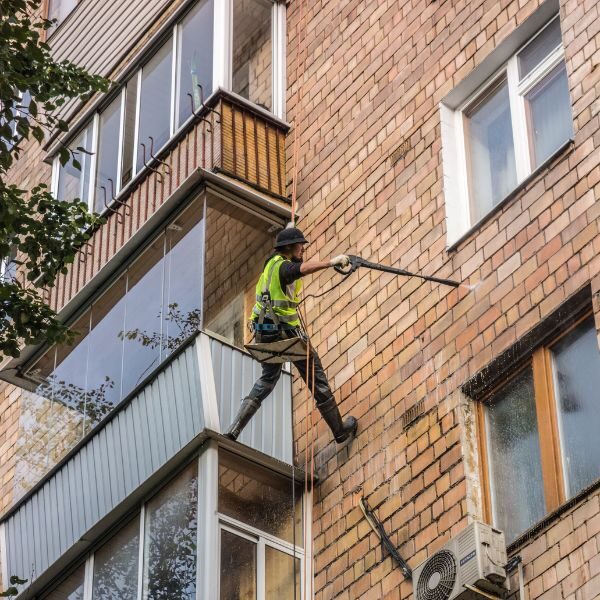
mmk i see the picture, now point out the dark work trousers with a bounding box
[248,329,334,407]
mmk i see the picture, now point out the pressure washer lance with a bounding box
[334,255,462,288]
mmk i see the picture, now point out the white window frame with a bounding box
[441,15,572,246]
[218,514,306,600]
[52,0,286,217]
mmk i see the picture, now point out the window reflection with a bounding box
[265,546,300,600]
[465,78,517,222]
[553,317,600,498]
[143,462,198,600]
[57,124,93,204]
[232,0,273,111]
[122,236,165,397]
[525,62,573,168]
[93,516,140,600]
[204,196,272,347]
[220,529,257,600]
[121,76,138,188]
[44,564,85,600]
[218,451,302,545]
[137,41,173,173]
[178,0,214,127]
[95,95,122,212]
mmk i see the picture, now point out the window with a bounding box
[92,516,140,599]
[479,316,600,543]
[95,94,122,212]
[142,462,198,599]
[56,122,93,204]
[44,564,85,599]
[47,0,78,28]
[232,0,273,111]
[1,245,18,283]
[52,0,285,214]
[177,0,214,127]
[442,15,573,243]
[218,451,303,599]
[135,40,174,174]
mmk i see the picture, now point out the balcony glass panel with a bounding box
[16,198,203,500]
[203,195,273,347]
[92,516,140,600]
[218,451,302,545]
[43,564,85,599]
[142,462,198,600]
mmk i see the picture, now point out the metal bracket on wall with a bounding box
[359,496,412,579]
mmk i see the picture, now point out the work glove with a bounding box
[330,254,350,268]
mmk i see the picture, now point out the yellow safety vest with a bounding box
[252,254,302,327]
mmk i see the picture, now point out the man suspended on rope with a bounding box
[225,227,358,444]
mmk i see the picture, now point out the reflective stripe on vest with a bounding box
[252,254,302,327]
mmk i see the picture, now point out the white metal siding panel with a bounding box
[210,339,293,464]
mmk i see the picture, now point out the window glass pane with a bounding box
[14,347,59,501]
[163,201,204,356]
[552,317,600,498]
[204,195,273,348]
[136,41,173,173]
[220,529,256,600]
[525,62,572,168]
[44,564,85,600]
[485,367,545,543]
[143,462,198,600]
[518,18,562,80]
[232,0,272,111]
[85,274,127,431]
[95,94,122,212]
[121,235,165,398]
[57,125,93,204]
[265,546,300,600]
[121,76,138,188]
[177,0,214,127]
[465,79,517,223]
[93,516,140,600]
[218,451,302,545]
[48,0,77,27]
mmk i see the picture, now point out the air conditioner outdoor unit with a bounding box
[412,521,509,600]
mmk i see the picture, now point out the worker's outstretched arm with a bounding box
[299,255,349,276]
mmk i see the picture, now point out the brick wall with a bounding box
[507,489,600,599]
[285,0,600,597]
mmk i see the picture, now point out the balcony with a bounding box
[0,331,294,596]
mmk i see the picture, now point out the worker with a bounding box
[226,227,358,444]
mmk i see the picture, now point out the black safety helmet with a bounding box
[274,227,309,248]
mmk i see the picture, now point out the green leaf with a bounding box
[8,577,27,586]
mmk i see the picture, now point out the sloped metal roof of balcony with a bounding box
[0,331,294,597]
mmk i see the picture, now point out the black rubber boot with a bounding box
[225,397,261,440]
[317,397,358,444]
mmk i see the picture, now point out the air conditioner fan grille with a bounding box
[416,549,457,600]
